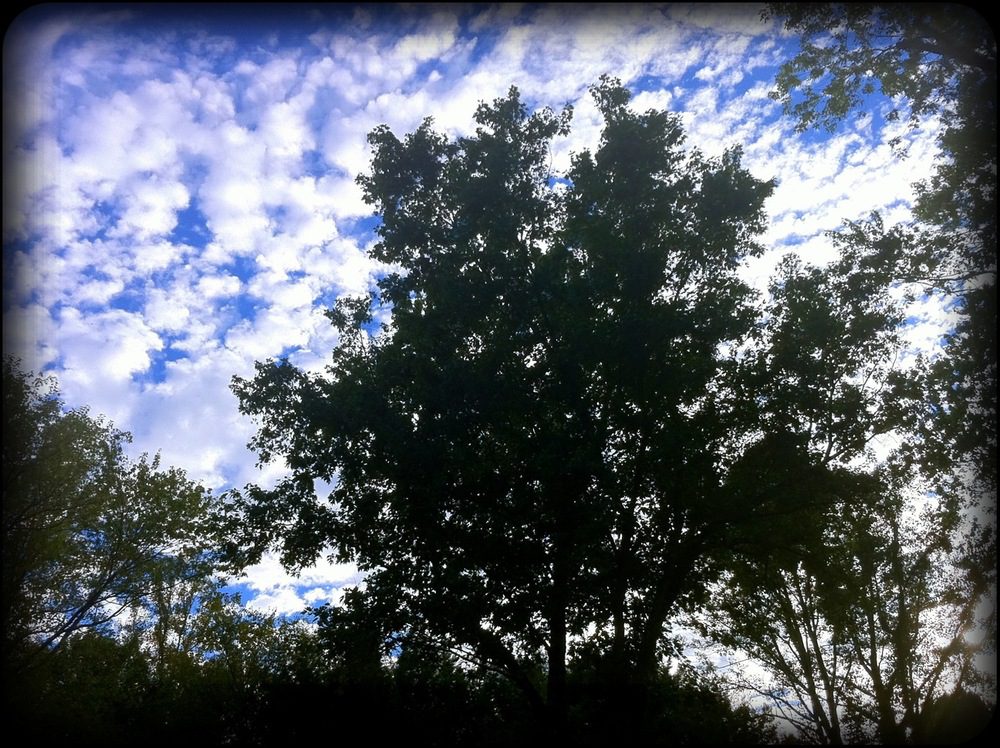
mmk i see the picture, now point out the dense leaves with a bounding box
[228,78,917,739]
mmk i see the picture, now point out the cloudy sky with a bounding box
[3,3,949,614]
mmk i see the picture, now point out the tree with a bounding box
[11,628,154,745]
[746,8,998,740]
[764,3,995,262]
[764,1,997,506]
[228,78,908,738]
[702,457,994,744]
[1,357,313,743]
[2,357,222,681]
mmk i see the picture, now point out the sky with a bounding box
[3,3,952,616]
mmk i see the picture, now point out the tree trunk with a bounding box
[546,593,568,737]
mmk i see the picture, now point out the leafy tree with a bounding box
[2,356,359,745]
[2,357,225,721]
[3,357,116,664]
[9,629,153,745]
[702,458,994,744]
[228,78,909,738]
[764,1,996,504]
[764,3,994,263]
[751,8,997,740]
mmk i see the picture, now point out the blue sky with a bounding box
[3,3,952,614]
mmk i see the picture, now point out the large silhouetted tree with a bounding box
[228,78,911,739]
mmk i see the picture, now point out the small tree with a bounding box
[2,357,222,677]
[704,459,994,744]
[765,1,997,514]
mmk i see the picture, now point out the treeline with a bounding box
[3,354,991,745]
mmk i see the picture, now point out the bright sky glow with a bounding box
[3,3,952,614]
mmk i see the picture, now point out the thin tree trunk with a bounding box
[546,589,568,737]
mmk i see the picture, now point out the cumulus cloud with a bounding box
[240,552,362,615]
[2,302,59,372]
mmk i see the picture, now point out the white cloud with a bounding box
[239,551,361,614]
[392,10,460,72]
[2,302,59,372]
[243,587,309,615]
[240,56,302,110]
[630,88,674,114]
[144,284,194,332]
[124,347,260,489]
[111,176,190,240]
[73,276,126,306]
[898,291,957,363]
[44,307,162,427]
[58,306,162,381]
[197,273,241,299]
[260,93,317,161]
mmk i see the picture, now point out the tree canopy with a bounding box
[765,2,997,501]
[228,77,920,739]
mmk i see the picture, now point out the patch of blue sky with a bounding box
[175,278,260,340]
[221,580,258,607]
[264,203,289,228]
[83,200,122,242]
[311,290,353,324]
[169,201,211,246]
[277,341,315,362]
[300,148,332,179]
[229,97,262,132]
[219,578,320,622]
[361,3,439,34]
[179,153,211,191]
[406,58,457,94]
[223,254,258,285]
[359,315,384,338]
[336,213,381,239]
[631,72,672,95]
[103,276,145,315]
[231,292,264,325]
[34,352,67,383]
[143,337,189,385]
[773,233,813,248]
